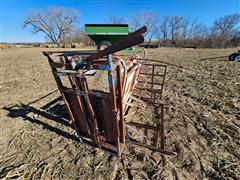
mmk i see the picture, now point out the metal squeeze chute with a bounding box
[43,26,174,156]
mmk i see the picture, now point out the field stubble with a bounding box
[0,47,239,179]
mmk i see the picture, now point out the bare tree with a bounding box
[228,30,240,47]
[130,12,160,43]
[180,19,209,48]
[23,7,80,44]
[169,15,185,46]
[192,22,210,47]
[128,12,240,48]
[63,29,94,45]
[106,15,126,24]
[211,13,240,48]
[180,18,191,46]
[155,16,170,47]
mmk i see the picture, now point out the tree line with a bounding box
[23,7,240,48]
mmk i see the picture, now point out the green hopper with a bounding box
[85,24,129,50]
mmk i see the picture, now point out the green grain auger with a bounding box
[85,24,129,50]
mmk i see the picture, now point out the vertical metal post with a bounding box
[107,54,120,153]
[159,66,167,100]
[151,65,155,103]
[107,54,117,111]
[108,54,113,73]
[117,65,125,143]
[160,104,165,149]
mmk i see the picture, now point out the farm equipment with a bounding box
[85,24,129,50]
[43,26,173,156]
[200,50,240,62]
[229,50,240,62]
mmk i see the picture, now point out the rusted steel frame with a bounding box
[140,72,164,77]
[116,65,125,143]
[138,63,167,101]
[107,54,121,153]
[82,76,90,91]
[160,104,165,149]
[126,106,165,150]
[76,134,123,155]
[61,78,90,141]
[56,70,90,139]
[47,55,75,123]
[99,96,120,150]
[68,76,75,88]
[127,140,175,155]
[134,75,151,100]
[74,76,101,148]
[139,63,167,77]
[76,117,123,155]
[122,64,142,105]
[72,76,94,132]
[130,63,142,88]
[154,105,162,147]
[45,54,83,141]
[62,91,86,142]
[141,64,154,103]
[159,65,167,100]
[151,65,155,102]
[62,88,103,97]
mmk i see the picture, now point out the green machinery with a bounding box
[85,24,129,50]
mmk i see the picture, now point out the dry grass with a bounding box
[0,44,15,49]
[0,47,239,179]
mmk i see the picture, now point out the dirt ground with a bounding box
[0,47,239,179]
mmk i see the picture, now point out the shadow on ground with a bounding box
[2,96,79,142]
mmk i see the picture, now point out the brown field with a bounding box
[0,47,240,179]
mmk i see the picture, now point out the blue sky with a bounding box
[1,0,239,43]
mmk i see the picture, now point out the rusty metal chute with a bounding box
[43,26,174,156]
